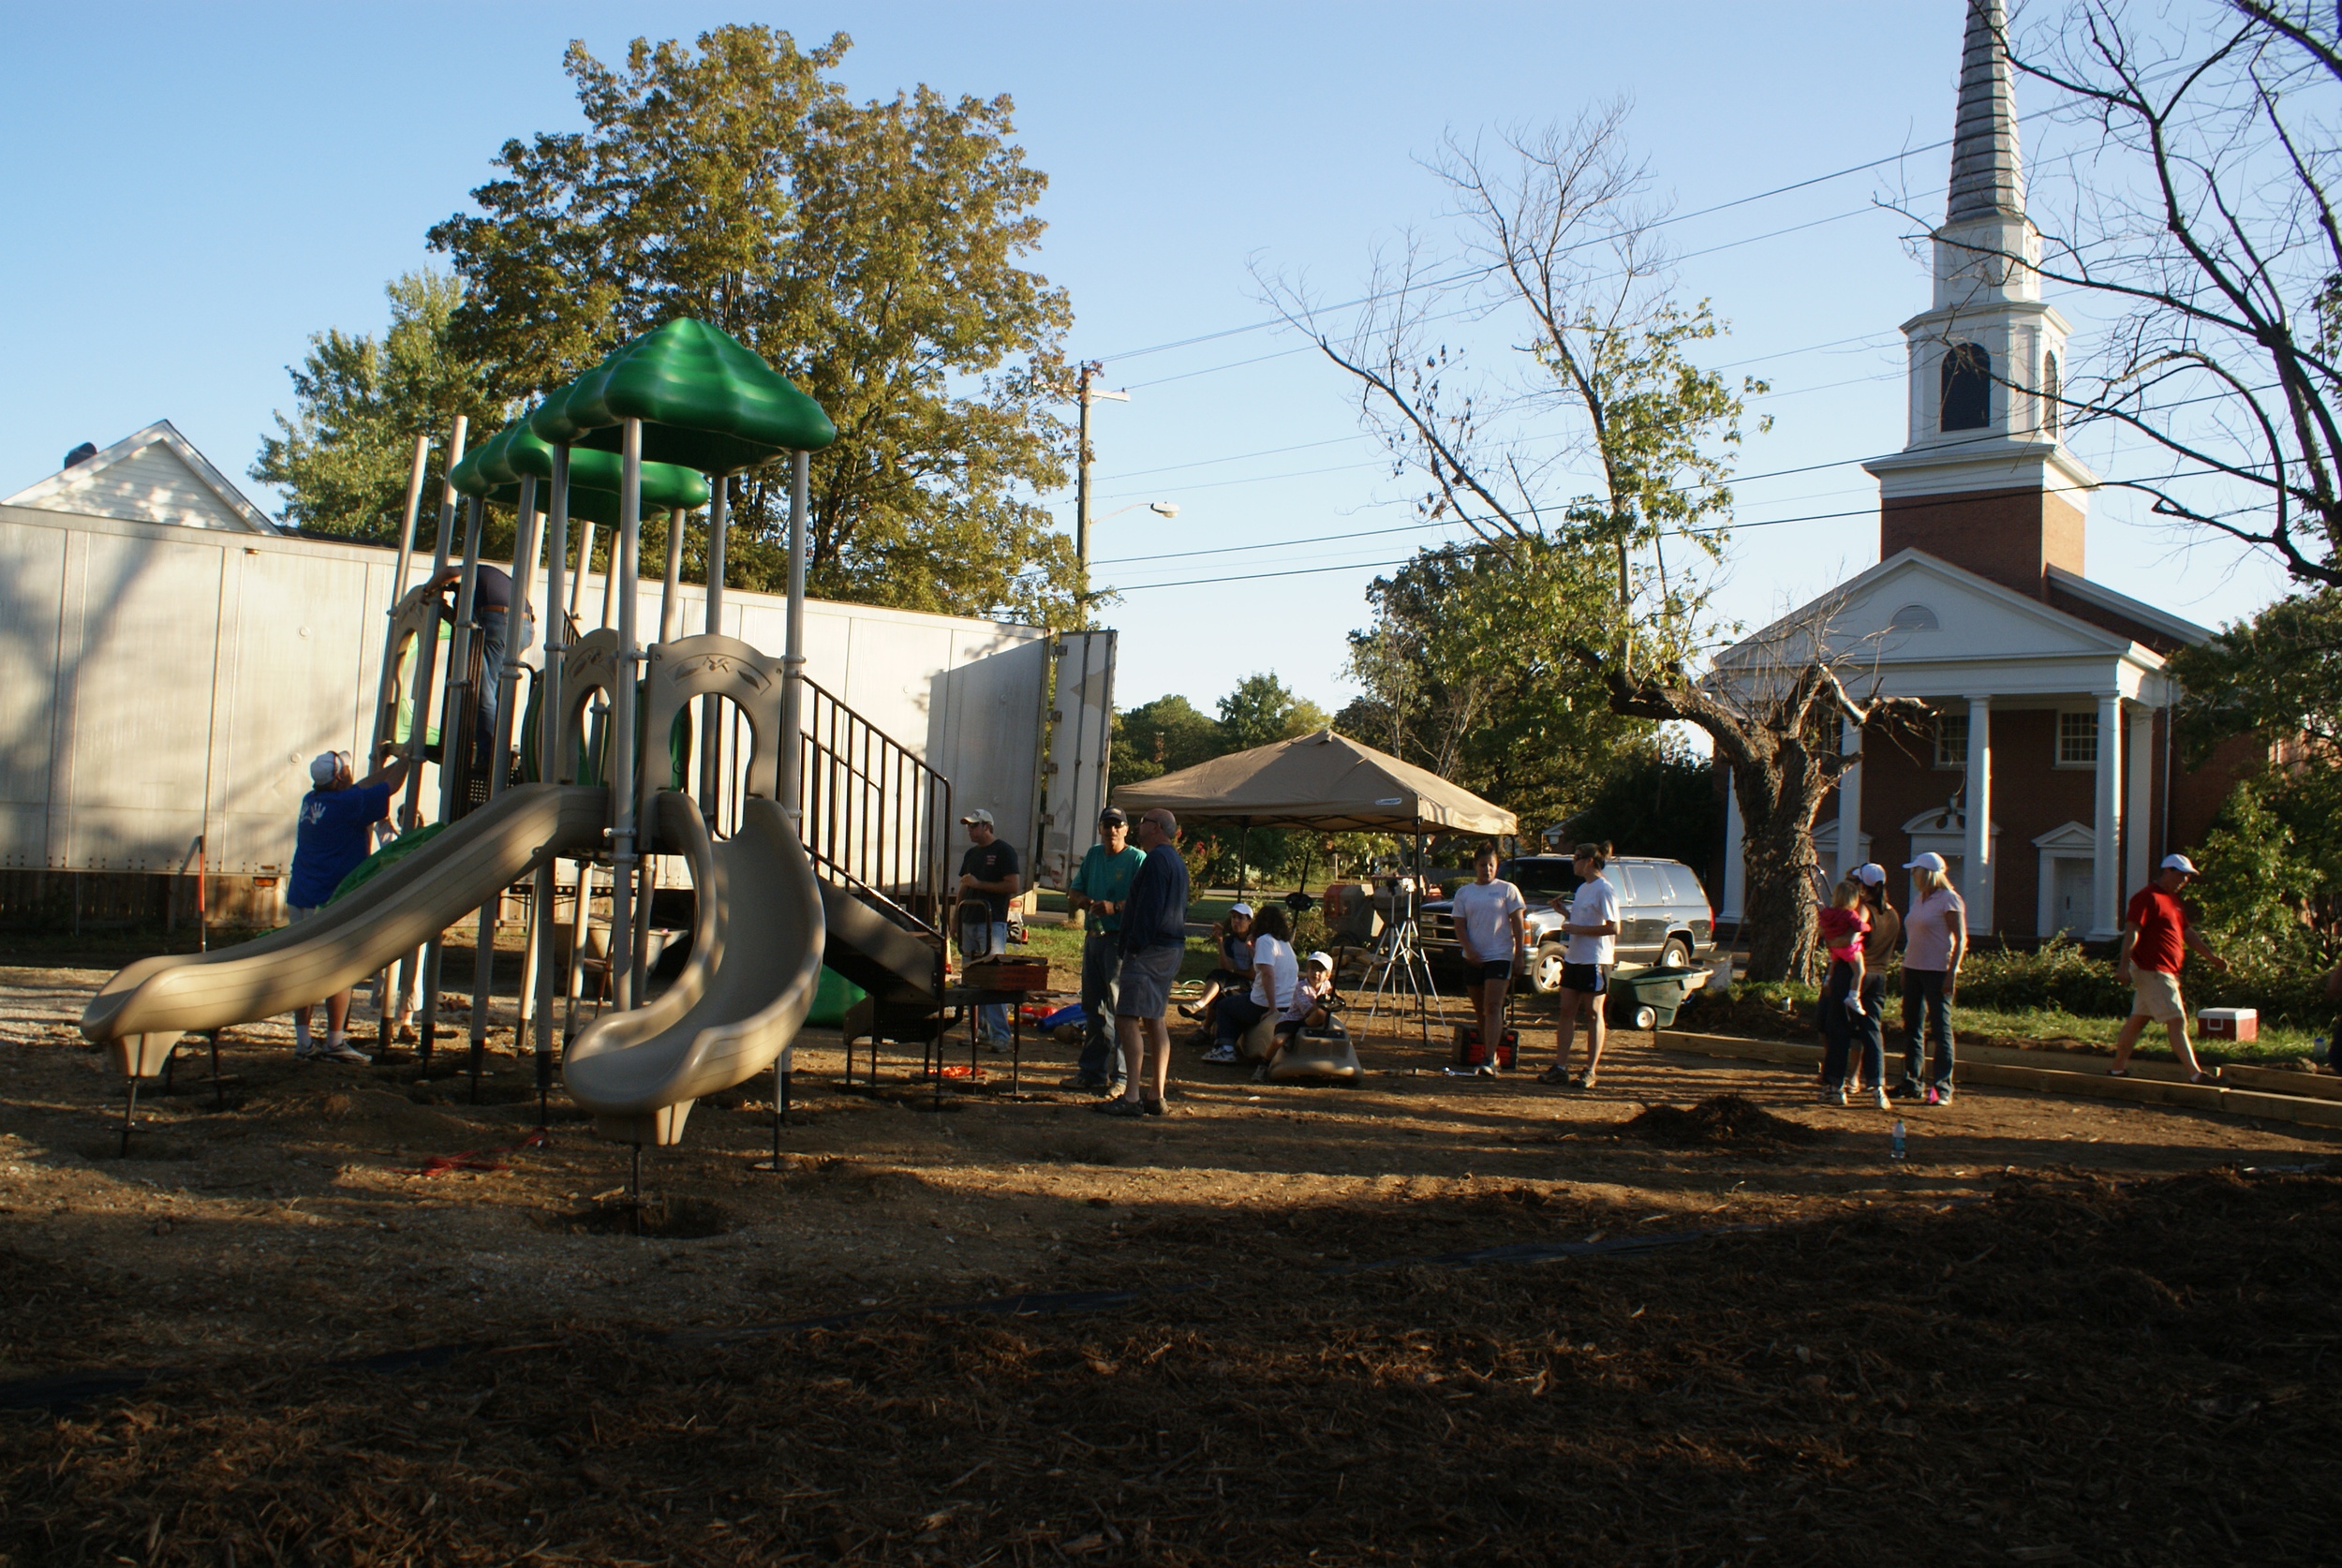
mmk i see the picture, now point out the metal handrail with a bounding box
[794,677,952,940]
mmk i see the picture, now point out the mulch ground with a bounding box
[5,1159,2337,1567]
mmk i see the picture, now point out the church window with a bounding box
[1889,602,1940,631]
[2042,350,2062,436]
[1934,712,1970,769]
[1940,342,1992,431]
[2057,710,2098,767]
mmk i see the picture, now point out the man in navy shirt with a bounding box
[1096,808,1190,1118]
[427,561,517,775]
[288,744,409,1063]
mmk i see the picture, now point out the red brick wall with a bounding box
[1880,486,2087,599]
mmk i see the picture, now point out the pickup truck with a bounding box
[1419,855,1714,992]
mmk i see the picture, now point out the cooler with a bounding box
[2198,1007,2258,1043]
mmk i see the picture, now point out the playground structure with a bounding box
[80,319,954,1172]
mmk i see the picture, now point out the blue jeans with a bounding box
[1900,969,1956,1090]
[473,607,509,770]
[1821,961,1886,1089]
[1078,931,1125,1082]
[971,919,1012,1043]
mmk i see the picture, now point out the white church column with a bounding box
[1964,695,1994,932]
[2092,691,2125,938]
[2126,703,2154,901]
[1721,772,1745,925]
[1835,716,1864,883]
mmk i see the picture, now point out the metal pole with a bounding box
[467,477,542,1098]
[701,477,728,821]
[372,434,432,756]
[607,419,643,1011]
[437,495,488,826]
[658,507,685,645]
[535,445,572,1125]
[778,451,809,812]
[397,415,467,835]
[569,520,595,620]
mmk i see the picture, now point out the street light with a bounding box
[1092,499,1180,527]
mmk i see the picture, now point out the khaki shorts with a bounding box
[2130,969,2186,1024]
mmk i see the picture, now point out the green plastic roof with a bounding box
[458,420,707,510]
[526,318,836,473]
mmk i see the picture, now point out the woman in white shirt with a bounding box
[1450,846,1527,1069]
[1206,904,1297,1063]
[1537,842,1621,1089]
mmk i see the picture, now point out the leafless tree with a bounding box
[1988,1,2342,585]
[1262,110,1928,979]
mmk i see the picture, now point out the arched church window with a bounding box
[1889,602,1940,631]
[1940,342,1992,432]
[2042,350,2061,435]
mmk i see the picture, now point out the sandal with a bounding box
[2107,1066,2130,1077]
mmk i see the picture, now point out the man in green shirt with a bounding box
[1061,806,1146,1092]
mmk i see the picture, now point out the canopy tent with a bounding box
[1110,730,1517,836]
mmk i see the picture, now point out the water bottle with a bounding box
[2315,1035,2330,1066]
[1890,1119,1906,1161]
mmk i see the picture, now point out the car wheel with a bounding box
[1531,942,1566,994]
[1658,936,1693,970]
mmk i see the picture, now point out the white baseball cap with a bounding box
[1306,950,1333,970]
[1903,851,1947,872]
[309,751,348,785]
[2161,853,2201,877]
[1855,863,1888,887]
[960,807,995,826]
[1228,902,1254,918]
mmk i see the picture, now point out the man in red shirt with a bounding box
[2111,853,2230,1081]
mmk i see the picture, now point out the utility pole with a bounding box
[1071,361,1129,592]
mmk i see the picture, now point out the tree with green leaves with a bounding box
[427,24,1079,626]
[1215,673,1330,753]
[1268,108,1927,980]
[251,270,502,546]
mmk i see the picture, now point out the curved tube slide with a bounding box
[80,784,611,1073]
[562,792,826,1146]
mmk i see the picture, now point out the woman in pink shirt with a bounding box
[1896,853,1966,1105]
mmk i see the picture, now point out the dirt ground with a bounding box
[4,959,2339,1565]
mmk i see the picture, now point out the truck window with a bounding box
[1624,864,1666,906]
[1500,860,1578,899]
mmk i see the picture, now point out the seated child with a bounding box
[1258,952,1337,1081]
[1178,903,1256,1029]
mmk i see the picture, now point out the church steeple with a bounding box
[1861,0,2096,600]
[1946,0,2025,221]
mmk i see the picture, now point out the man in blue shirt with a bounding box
[287,744,409,1063]
[1061,806,1146,1094]
[1096,808,1189,1118]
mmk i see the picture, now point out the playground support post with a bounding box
[372,434,432,758]
[421,492,488,1072]
[467,477,543,1099]
[778,450,808,812]
[658,507,685,645]
[533,446,571,1120]
[700,478,727,821]
[606,418,643,1013]
[395,416,467,1059]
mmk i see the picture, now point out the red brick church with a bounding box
[1714,0,2251,941]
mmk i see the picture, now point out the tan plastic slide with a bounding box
[561,791,825,1146]
[79,784,611,1076]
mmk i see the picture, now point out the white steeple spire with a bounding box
[1947,0,2025,222]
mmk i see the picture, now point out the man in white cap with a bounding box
[2111,853,2230,1081]
[286,743,410,1062]
[956,807,1022,1049]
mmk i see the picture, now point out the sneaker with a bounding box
[1141,1097,1166,1117]
[981,1037,1011,1055]
[1873,1087,1892,1110]
[1932,1086,1954,1105]
[318,1043,373,1066]
[1253,1064,1269,1083]
[1090,1097,1147,1118]
[1058,1072,1112,1092]
[1574,1070,1598,1090]
[1887,1082,1922,1101]
[293,1039,317,1061]
[1819,1084,1846,1106]
[1200,1044,1238,1064]
[1535,1066,1573,1086]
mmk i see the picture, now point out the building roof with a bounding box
[3,421,280,535]
[1947,0,2025,222]
[2042,566,2211,652]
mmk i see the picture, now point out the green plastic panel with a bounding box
[329,821,448,903]
[528,318,836,473]
[463,422,707,512]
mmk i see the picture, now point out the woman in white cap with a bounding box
[1896,852,1966,1104]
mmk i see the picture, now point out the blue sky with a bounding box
[0,3,2295,723]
